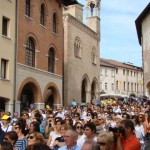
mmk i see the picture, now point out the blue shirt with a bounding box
[58,144,81,150]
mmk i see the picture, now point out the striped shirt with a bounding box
[14,137,27,150]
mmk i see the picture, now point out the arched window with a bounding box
[25,0,30,17]
[25,37,35,67]
[53,13,57,33]
[40,4,45,25]
[48,48,55,73]
[74,37,81,57]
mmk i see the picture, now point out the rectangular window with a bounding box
[123,69,125,75]
[116,68,118,74]
[131,71,133,77]
[127,70,129,76]
[2,17,9,36]
[128,82,130,91]
[124,82,126,90]
[105,83,107,90]
[111,69,114,77]
[111,83,114,90]
[26,0,30,17]
[1,59,8,79]
[105,69,107,76]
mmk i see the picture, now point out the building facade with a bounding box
[100,58,143,97]
[136,3,150,98]
[0,0,16,113]
[16,0,64,112]
[63,0,100,105]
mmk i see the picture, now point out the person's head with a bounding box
[74,113,80,121]
[135,114,145,125]
[1,115,11,125]
[46,110,53,119]
[84,122,96,138]
[21,111,29,120]
[12,118,26,135]
[27,132,45,146]
[122,113,130,119]
[97,132,113,150]
[82,141,100,150]
[29,121,40,133]
[58,107,62,113]
[13,112,19,118]
[120,119,135,137]
[32,143,51,150]
[0,141,13,150]
[60,124,72,136]
[64,129,78,148]
[74,122,83,135]
[65,117,73,127]
[54,120,63,131]
[3,131,18,145]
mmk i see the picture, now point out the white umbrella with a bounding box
[100,93,129,98]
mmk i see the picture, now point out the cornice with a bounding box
[63,13,99,41]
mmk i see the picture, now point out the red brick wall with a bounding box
[17,0,63,75]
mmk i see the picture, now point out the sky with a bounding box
[77,0,150,67]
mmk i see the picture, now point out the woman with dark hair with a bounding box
[3,131,18,149]
[74,122,83,140]
[73,113,81,125]
[29,121,40,133]
[0,141,13,150]
[47,120,62,149]
[65,117,73,127]
[26,132,45,150]
[12,118,27,150]
[135,114,145,150]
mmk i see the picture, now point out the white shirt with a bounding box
[1,125,12,132]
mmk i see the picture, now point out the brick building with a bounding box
[16,0,64,112]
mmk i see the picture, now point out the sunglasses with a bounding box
[98,142,106,146]
[76,126,83,129]
[27,136,34,140]
[13,126,19,130]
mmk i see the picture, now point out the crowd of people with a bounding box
[0,98,150,150]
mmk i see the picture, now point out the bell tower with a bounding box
[86,0,100,37]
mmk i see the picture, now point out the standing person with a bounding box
[72,99,77,107]
[53,124,72,150]
[58,129,80,150]
[47,120,62,149]
[111,119,141,150]
[12,118,28,150]
[12,112,19,123]
[1,115,12,132]
[135,114,146,149]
